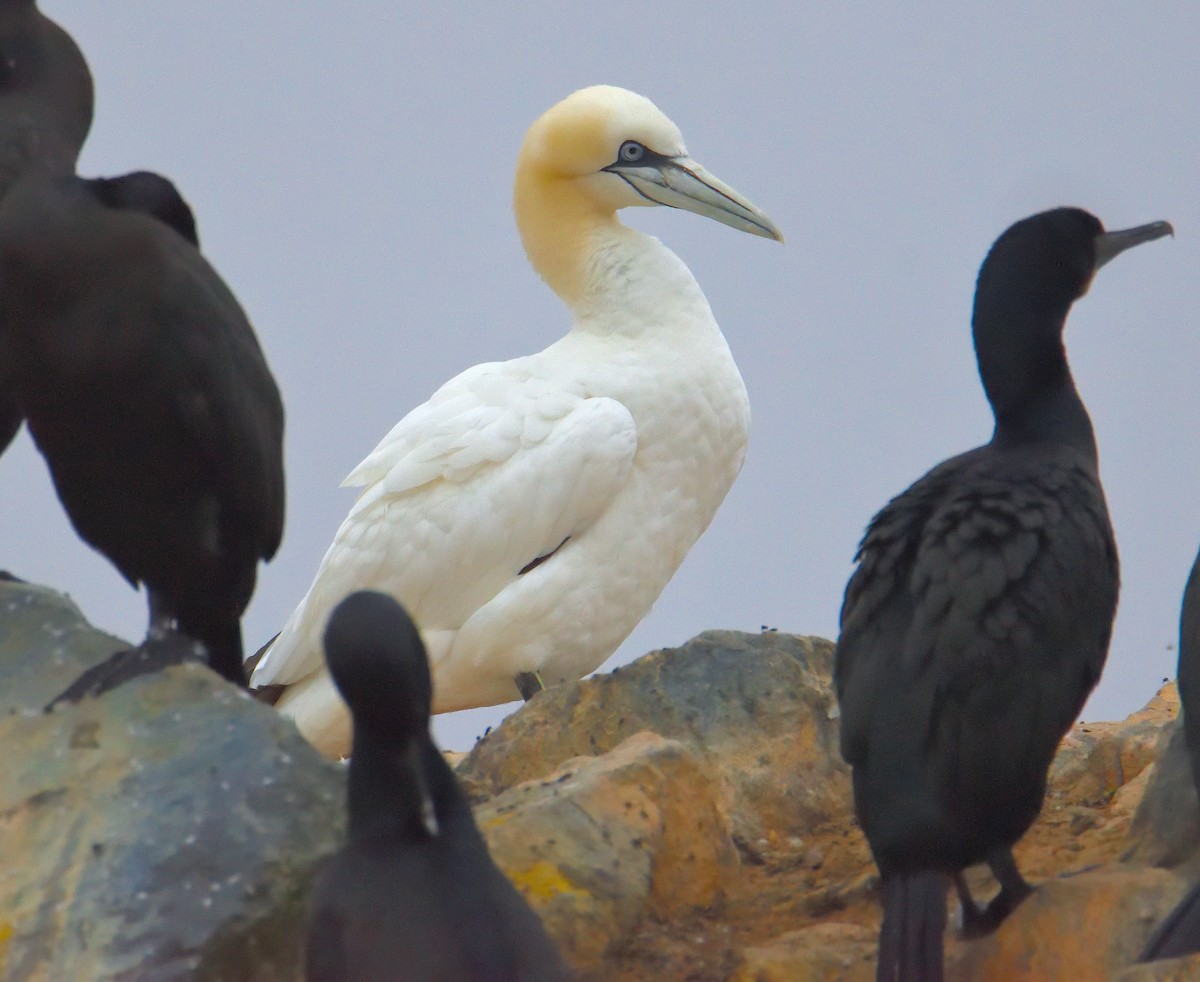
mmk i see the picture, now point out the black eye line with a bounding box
[605,144,676,172]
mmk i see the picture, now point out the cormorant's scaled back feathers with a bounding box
[835,207,1170,982]
[306,591,571,981]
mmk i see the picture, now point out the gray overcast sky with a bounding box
[7,2,1198,749]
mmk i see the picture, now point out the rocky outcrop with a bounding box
[1128,717,1200,869]
[460,630,847,847]
[0,579,346,981]
[3,576,1200,979]
[946,867,1189,981]
[477,732,736,968]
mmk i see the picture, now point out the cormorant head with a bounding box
[324,591,432,740]
[0,1,93,193]
[977,207,1173,317]
[972,206,1173,438]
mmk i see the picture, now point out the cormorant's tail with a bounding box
[877,871,948,982]
[1139,879,1200,963]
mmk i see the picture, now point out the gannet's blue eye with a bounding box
[618,141,645,163]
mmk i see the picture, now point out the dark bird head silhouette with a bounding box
[0,170,285,696]
[0,0,92,193]
[973,208,1172,447]
[307,590,571,981]
[836,207,1170,982]
[326,590,432,729]
[0,1,93,455]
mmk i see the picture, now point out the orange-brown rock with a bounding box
[1119,951,1200,979]
[460,630,849,845]
[730,923,876,981]
[947,867,1188,980]
[476,732,737,968]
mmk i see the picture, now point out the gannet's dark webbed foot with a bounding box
[514,671,545,702]
[45,635,207,710]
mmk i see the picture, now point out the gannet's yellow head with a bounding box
[514,85,781,304]
[519,85,781,239]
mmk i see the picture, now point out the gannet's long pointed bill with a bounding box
[606,153,784,242]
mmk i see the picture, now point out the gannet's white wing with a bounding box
[250,358,637,686]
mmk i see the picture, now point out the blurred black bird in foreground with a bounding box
[1138,548,1200,963]
[306,591,571,982]
[0,168,284,694]
[85,170,199,246]
[835,208,1172,982]
[0,0,94,456]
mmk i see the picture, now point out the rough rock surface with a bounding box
[1128,717,1200,869]
[0,578,127,712]
[459,630,848,847]
[477,731,737,969]
[0,579,346,981]
[946,867,1190,981]
[4,576,1200,980]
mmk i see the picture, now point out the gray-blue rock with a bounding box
[0,578,345,981]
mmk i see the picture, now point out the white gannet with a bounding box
[251,84,781,758]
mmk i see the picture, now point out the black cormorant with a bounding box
[2,172,195,459]
[85,170,199,247]
[0,169,284,689]
[836,207,1172,982]
[306,591,571,982]
[0,0,93,458]
[1137,548,1200,962]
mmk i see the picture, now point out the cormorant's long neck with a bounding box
[972,294,1097,457]
[346,731,434,843]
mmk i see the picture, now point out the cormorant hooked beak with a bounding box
[605,152,784,242]
[1094,220,1174,270]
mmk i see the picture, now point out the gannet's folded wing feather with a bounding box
[342,362,582,491]
[251,363,637,687]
